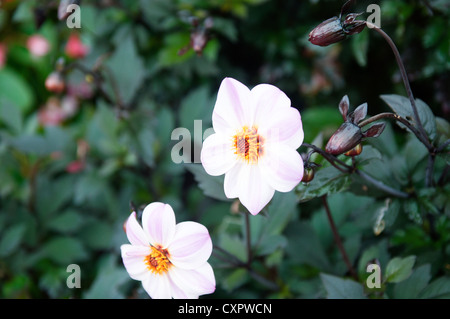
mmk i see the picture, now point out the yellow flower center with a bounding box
[144,246,172,275]
[233,126,264,164]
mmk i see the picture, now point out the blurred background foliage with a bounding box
[0,0,448,298]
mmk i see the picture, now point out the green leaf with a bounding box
[222,268,249,292]
[0,98,22,133]
[185,164,229,201]
[42,237,88,265]
[320,273,366,299]
[393,264,431,299]
[285,222,332,272]
[83,254,129,299]
[46,210,84,234]
[385,255,416,283]
[0,68,33,113]
[0,224,26,257]
[105,35,146,105]
[296,165,349,202]
[380,94,437,141]
[418,277,450,299]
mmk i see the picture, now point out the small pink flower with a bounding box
[201,77,304,215]
[121,202,216,299]
[27,35,50,57]
[65,33,89,59]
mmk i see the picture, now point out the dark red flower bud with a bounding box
[344,143,363,157]
[309,16,346,47]
[325,122,363,155]
[301,167,315,183]
[309,13,366,47]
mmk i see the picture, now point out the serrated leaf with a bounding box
[385,255,416,283]
[185,164,229,201]
[380,94,436,141]
[320,273,366,299]
[418,277,450,299]
[296,165,349,202]
[393,264,431,299]
[105,35,146,105]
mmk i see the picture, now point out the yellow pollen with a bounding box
[144,246,172,275]
[233,126,264,164]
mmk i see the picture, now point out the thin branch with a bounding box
[356,170,410,198]
[321,195,358,281]
[366,22,431,151]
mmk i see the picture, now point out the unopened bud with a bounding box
[344,143,363,157]
[325,122,363,155]
[301,167,315,183]
[309,16,346,47]
[309,14,366,47]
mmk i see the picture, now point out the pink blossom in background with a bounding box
[27,35,50,57]
[121,202,216,299]
[201,77,304,215]
[65,33,89,59]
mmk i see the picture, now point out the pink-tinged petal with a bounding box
[249,83,292,125]
[259,144,304,192]
[238,165,275,215]
[142,272,172,299]
[120,244,150,281]
[169,279,199,299]
[259,106,304,149]
[212,78,250,134]
[168,221,212,269]
[169,263,216,298]
[200,133,236,176]
[142,202,176,248]
[125,212,149,246]
[223,163,244,199]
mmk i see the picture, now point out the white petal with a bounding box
[120,244,150,281]
[200,133,236,176]
[259,144,304,192]
[223,162,244,199]
[125,212,149,246]
[250,83,292,125]
[142,272,172,299]
[142,202,176,248]
[168,263,216,298]
[238,165,275,215]
[212,77,250,134]
[259,106,304,149]
[168,221,212,269]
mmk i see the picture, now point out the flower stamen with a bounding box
[233,126,264,164]
[144,246,172,275]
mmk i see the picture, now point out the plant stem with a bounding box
[321,195,358,281]
[366,22,431,150]
[244,211,252,265]
[302,143,410,198]
[356,170,410,198]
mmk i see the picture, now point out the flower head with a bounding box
[325,95,385,155]
[201,77,304,215]
[120,202,215,299]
